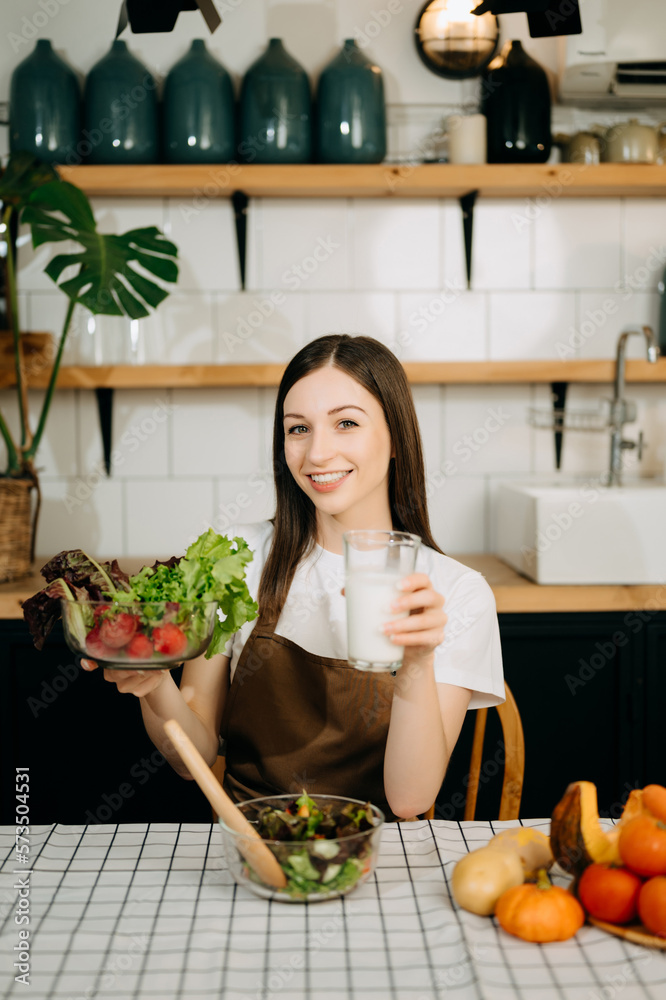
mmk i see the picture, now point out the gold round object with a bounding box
[415,0,499,79]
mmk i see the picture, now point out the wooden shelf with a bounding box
[57,163,666,199]
[2,359,666,390]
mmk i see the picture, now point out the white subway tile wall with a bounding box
[489,292,577,360]
[3,1,663,563]
[17,190,665,559]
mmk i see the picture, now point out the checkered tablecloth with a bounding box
[1,820,665,1000]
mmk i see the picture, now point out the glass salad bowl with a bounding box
[60,599,219,669]
[218,793,385,902]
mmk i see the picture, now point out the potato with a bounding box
[451,845,525,916]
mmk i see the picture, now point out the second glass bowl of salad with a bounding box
[218,792,385,902]
[61,598,219,668]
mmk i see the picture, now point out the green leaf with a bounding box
[21,180,178,317]
[28,179,95,230]
[0,151,58,206]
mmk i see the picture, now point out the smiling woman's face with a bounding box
[282,365,393,540]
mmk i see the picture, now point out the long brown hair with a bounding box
[258,335,443,622]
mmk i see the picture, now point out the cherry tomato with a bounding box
[577,863,642,924]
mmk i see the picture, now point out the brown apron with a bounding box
[220,616,400,822]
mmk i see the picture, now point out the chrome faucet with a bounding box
[608,325,659,486]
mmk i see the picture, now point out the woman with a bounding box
[84,335,504,820]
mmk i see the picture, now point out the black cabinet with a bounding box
[3,610,665,824]
[0,620,210,825]
[438,610,666,822]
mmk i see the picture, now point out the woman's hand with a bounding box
[382,573,446,665]
[80,659,170,698]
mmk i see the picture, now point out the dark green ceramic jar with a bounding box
[83,40,158,164]
[163,39,235,163]
[316,39,386,164]
[239,38,311,163]
[9,39,81,165]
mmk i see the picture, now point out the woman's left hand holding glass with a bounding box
[383,573,446,665]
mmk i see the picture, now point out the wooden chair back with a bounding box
[423,682,525,821]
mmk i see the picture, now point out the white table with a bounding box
[1,820,665,1000]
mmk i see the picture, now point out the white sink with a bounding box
[496,480,666,584]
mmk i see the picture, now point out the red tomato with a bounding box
[577,863,642,924]
[619,815,666,878]
[99,612,137,649]
[638,876,666,937]
[85,626,116,660]
[126,633,154,660]
[152,623,187,658]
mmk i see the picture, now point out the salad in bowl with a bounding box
[219,791,385,902]
[23,529,258,667]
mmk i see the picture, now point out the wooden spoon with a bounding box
[163,719,287,889]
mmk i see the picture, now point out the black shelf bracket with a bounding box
[95,388,114,476]
[551,381,568,470]
[459,189,478,290]
[231,189,249,290]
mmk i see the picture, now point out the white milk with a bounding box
[345,570,407,668]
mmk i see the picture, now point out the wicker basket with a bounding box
[0,478,37,583]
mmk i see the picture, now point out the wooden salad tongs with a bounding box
[163,719,287,889]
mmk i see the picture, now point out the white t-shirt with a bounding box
[223,521,505,709]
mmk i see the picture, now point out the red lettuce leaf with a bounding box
[23,549,130,649]
[40,549,130,593]
[22,578,77,651]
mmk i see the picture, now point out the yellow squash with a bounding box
[451,828,552,916]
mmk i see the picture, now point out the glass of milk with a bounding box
[343,529,421,672]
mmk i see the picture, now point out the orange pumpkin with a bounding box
[550,781,645,878]
[495,869,585,943]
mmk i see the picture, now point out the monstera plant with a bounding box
[0,151,179,581]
